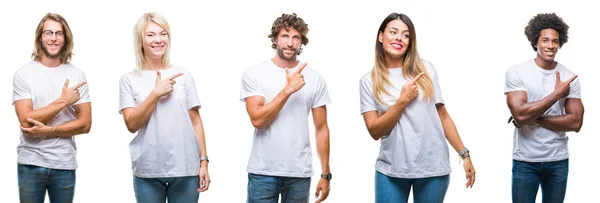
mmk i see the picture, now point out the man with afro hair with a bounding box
[504,13,584,203]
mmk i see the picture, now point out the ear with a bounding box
[378,31,383,43]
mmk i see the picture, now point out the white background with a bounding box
[0,0,598,202]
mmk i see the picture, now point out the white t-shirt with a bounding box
[12,60,91,170]
[239,60,330,178]
[119,66,202,178]
[504,59,581,162]
[359,60,451,179]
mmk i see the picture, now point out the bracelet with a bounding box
[458,148,469,158]
[200,156,209,163]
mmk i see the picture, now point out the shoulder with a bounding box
[420,59,437,74]
[15,61,40,75]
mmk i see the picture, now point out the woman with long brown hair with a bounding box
[359,12,475,203]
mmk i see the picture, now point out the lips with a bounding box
[391,43,403,50]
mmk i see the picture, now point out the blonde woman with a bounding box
[118,12,210,202]
[359,13,475,203]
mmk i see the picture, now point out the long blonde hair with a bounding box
[372,13,434,104]
[133,12,171,73]
[31,13,74,64]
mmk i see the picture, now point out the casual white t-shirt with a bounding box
[12,60,91,170]
[119,66,202,178]
[504,59,581,162]
[359,60,451,179]
[240,60,330,178]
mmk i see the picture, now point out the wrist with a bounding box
[459,147,470,159]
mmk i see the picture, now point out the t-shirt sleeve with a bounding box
[185,73,202,109]
[505,67,525,94]
[427,62,444,104]
[74,71,91,105]
[567,77,581,99]
[312,74,330,108]
[239,70,264,102]
[12,70,31,104]
[119,75,135,114]
[359,76,377,114]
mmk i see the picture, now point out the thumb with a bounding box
[63,79,69,89]
[285,67,290,76]
[555,71,561,82]
[315,187,321,198]
[156,71,162,83]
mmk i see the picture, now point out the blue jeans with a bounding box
[133,175,200,203]
[17,164,76,203]
[512,159,569,203]
[247,173,311,203]
[375,171,449,203]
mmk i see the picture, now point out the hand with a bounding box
[508,116,520,128]
[284,62,307,95]
[463,157,476,188]
[20,118,55,138]
[315,178,330,203]
[60,79,87,105]
[554,71,577,98]
[398,72,424,104]
[152,71,183,97]
[197,164,210,192]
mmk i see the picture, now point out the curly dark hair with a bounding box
[524,13,569,51]
[268,13,309,53]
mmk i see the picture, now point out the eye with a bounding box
[56,31,64,36]
[160,32,168,36]
[147,33,154,37]
[390,31,397,35]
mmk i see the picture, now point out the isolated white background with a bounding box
[0,0,598,202]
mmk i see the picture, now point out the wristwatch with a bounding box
[321,173,332,181]
[200,156,209,163]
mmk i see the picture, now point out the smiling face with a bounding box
[379,19,410,59]
[40,20,65,59]
[142,22,169,60]
[536,28,560,62]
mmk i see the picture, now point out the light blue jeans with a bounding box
[133,175,200,203]
[375,171,450,203]
[247,173,311,203]
[18,164,76,203]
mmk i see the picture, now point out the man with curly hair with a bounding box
[505,13,584,203]
[239,13,331,203]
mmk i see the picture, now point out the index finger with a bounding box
[410,72,425,84]
[296,62,308,74]
[566,75,578,84]
[71,81,87,89]
[167,73,184,80]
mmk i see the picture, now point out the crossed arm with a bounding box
[16,99,91,138]
[507,91,584,132]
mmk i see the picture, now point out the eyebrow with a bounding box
[390,27,409,33]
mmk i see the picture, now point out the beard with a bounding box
[42,43,62,59]
[276,45,299,61]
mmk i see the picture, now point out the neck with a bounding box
[271,55,298,69]
[385,54,404,68]
[38,55,62,68]
[144,56,167,70]
[534,54,557,70]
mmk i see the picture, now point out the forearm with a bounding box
[440,115,465,153]
[367,100,408,140]
[316,127,330,174]
[20,99,68,128]
[48,118,91,138]
[512,92,561,124]
[250,90,291,129]
[537,114,583,132]
[125,94,160,133]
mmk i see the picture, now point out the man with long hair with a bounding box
[240,13,331,203]
[505,13,584,203]
[13,13,91,203]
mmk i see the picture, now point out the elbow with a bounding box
[251,119,267,129]
[81,123,91,134]
[573,119,583,133]
[367,129,383,141]
[124,122,138,133]
[514,115,534,125]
